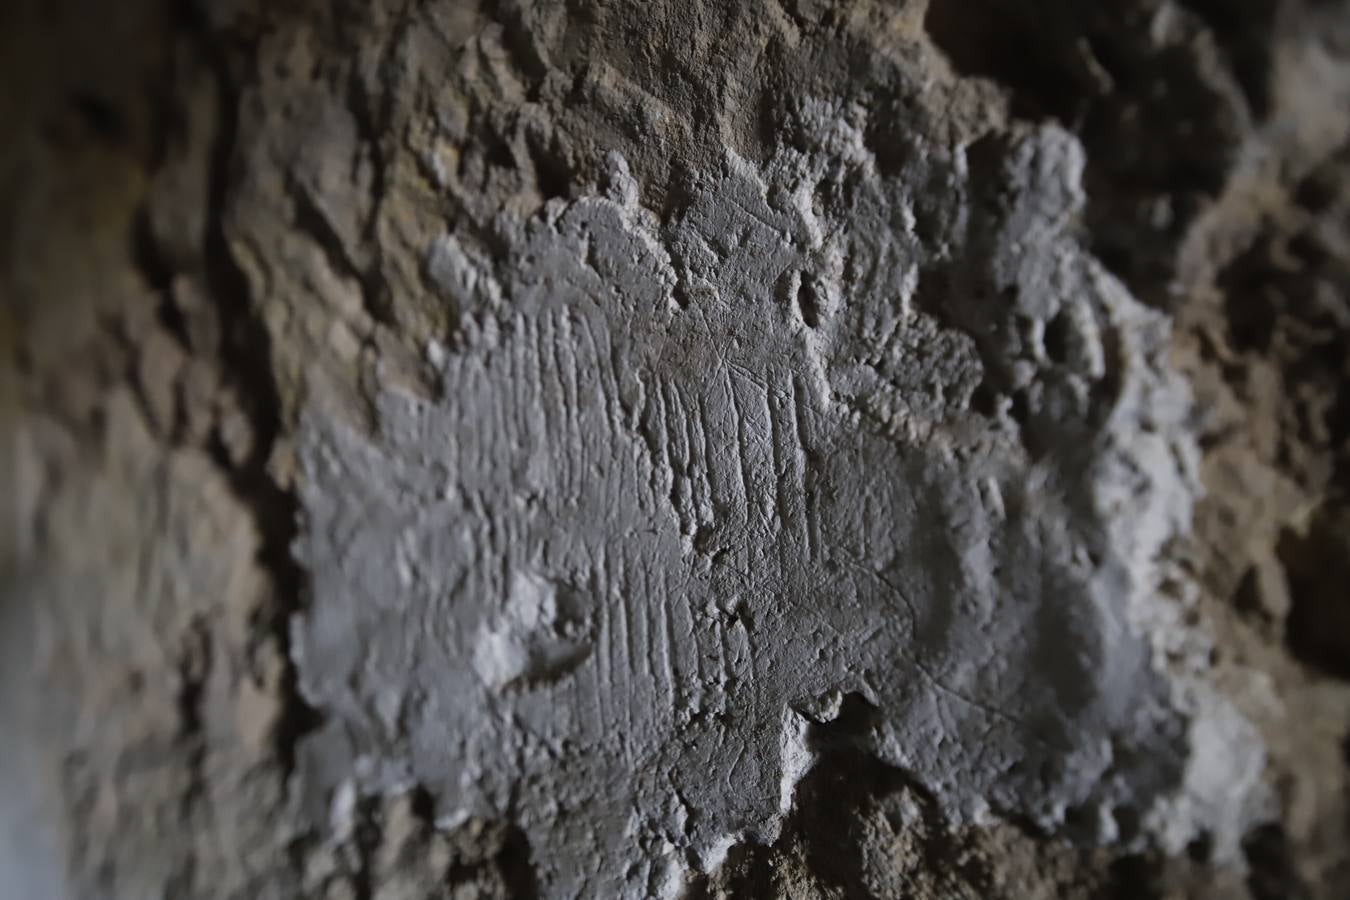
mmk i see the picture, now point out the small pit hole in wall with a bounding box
[1044,307,1073,365]
[1186,830,1214,864]
[796,277,821,329]
[969,379,999,417]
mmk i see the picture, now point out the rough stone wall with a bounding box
[3,1,1349,898]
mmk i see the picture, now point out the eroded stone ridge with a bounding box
[293,115,1262,897]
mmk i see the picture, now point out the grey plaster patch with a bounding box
[292,111,1267,897]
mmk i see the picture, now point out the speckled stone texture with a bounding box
[4,1,1350,898]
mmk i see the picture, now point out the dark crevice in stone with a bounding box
[183,0,326,792]
[525,130,574,204]
[923,0,1092,124]
[1243,823,1312,900]
[494,825,541,900]
[1176,0,1278,117]
[132,205,179,295]
[1105,853,1165,900]
[923,0,1249,309]
[1278,513,1350,679]
[69,90,130,143]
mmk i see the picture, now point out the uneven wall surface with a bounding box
[4,1,1350,898]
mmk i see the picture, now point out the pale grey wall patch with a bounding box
[293,117,1266,897]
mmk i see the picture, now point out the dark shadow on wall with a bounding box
[923,0,1254,308]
